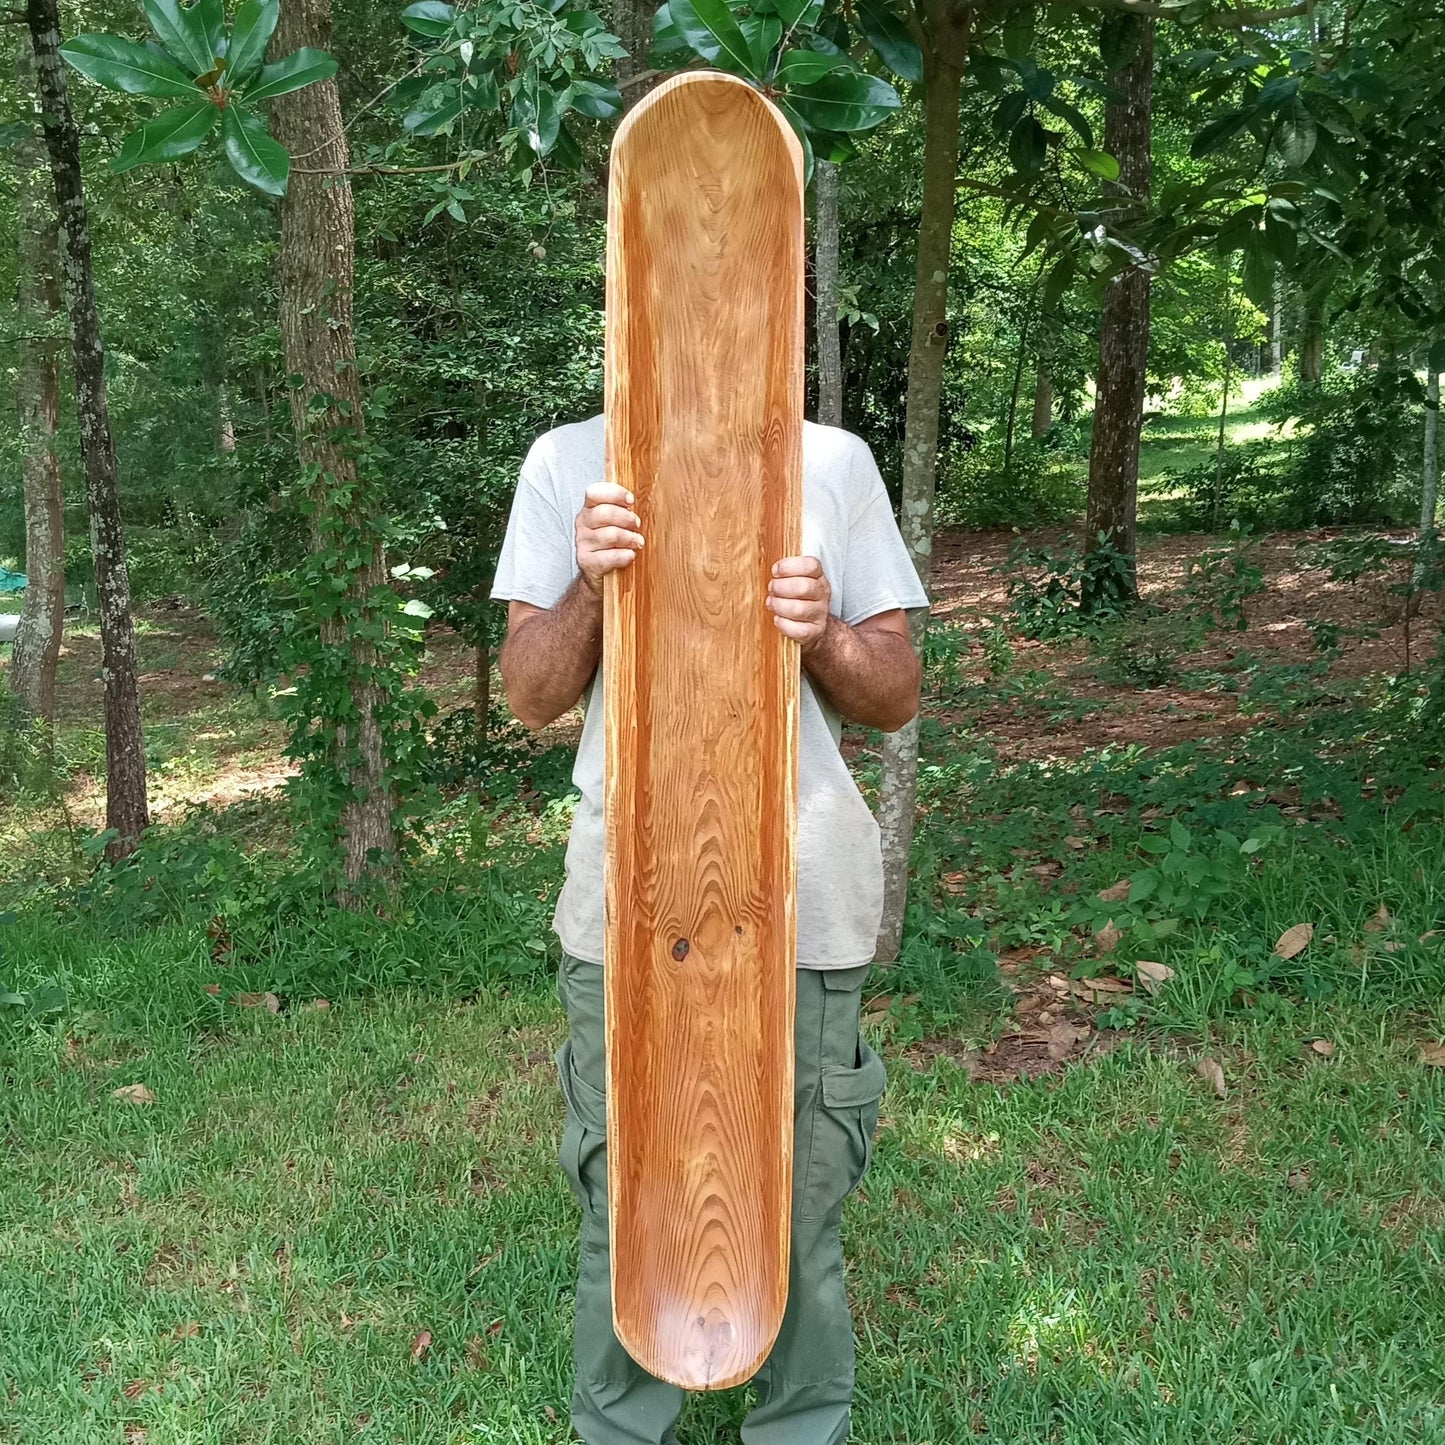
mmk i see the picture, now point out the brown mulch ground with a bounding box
[928,527,1437,762]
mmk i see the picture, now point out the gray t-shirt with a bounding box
[491,414,928,969]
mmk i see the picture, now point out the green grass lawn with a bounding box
[4,942,1444,1444]
[1136,377,1290,505]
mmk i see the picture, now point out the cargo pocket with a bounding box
[556,1040,609,1216]
[799,1039,887,1221]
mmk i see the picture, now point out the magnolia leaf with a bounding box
[113,1082,157,1104]
[774,49,847,86]
[221,103,289,195]
[669,0,756,76]
[241,48,338,104]
[61,34,200,98]
[111,101,218,172]
[401,1,456,39]
[1077,147,1120,181]
[1275,100,1317,167]
[1135,960,1174,995]
[227,0,280,85]
[1274,922,1315,959]
[788,70,901,133]
[1196,1055,1227,1099]
[141,0,213,76]
[854,0,922,82]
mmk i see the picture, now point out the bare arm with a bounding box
[801,609,920,734]
[498,483,643,730]
[767,555,920,733]
[499,488,921,735]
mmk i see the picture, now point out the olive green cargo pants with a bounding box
[554,953,886,1445]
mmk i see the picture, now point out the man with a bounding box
[493,414,927,1444]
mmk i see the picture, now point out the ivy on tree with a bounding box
[58,0,337,196]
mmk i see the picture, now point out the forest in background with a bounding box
[5,4,1445,1440]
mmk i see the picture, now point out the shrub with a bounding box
[937,434,1085,530]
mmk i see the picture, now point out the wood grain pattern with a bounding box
[602,71,804,1392]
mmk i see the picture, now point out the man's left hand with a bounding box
[767,555,833,653]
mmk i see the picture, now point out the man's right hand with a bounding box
[576,483,645,594]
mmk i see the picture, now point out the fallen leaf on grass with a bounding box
[230,992,280,1013]
[1063,835,1090,850]
[940,871,969,894]
[1420,1042,1445,1068]
[544,1406,558,1423]
[1046,973,1071,993]
[1097,879,1132,904]
[1134,960,1174,995]
[1364,905,1392,934]
[112,1083,155,1106]
[1309,1039,1335,1058]
[1274,923,1315,959]
[123,1379,149,1401]
[411,1330,432,1361]
[308,998,330,1011]
[202,983,221,996]
[1196,1056,1227,1099]
[1072,976,1132,1003]
[1094,921,1121,954]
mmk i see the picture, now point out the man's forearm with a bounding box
[802,616,920,733]
[499,577,604,729]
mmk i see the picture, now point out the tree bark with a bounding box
[11,49,65,731]
[271,0,394,886]
[875,2,970,963]
[1269,282,1283,375]
[613,0,657,102]
[815,158,843,428]
[474,636,490,732]
[1421,370,1440,541]
[1030,368,1054,437]
[26,0,149,853]
[1299,296,1325,383]
[1083,16,1154,608]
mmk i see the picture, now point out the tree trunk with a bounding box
[1003,299,1033,467]
[474,636,490,732]
[1083,16,1154,608]
[1299,297,1325,383]
[271,0,394,886]
[1410,369,1440,614]
[1269,283,1283,375]
[874,4,970,963]
[1030,368,1054,438]
[613,0,657,103]
[11,50,65,731]
[1213,324,1234,531]
[26,0,149,854]
[1421,370,1441,540]
[815,158,843,428]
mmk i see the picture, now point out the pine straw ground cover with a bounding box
[5,524,1445,1442]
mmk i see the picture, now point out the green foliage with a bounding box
[1005,532,1134,639]
[937,434,1086,530]
[1089,607,1193,689]
[396,0,625,175]
[1179,524,1265,631]
[60,0,337,195]
[655,0,903,174]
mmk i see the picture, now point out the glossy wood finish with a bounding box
[602,71,803,1391]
